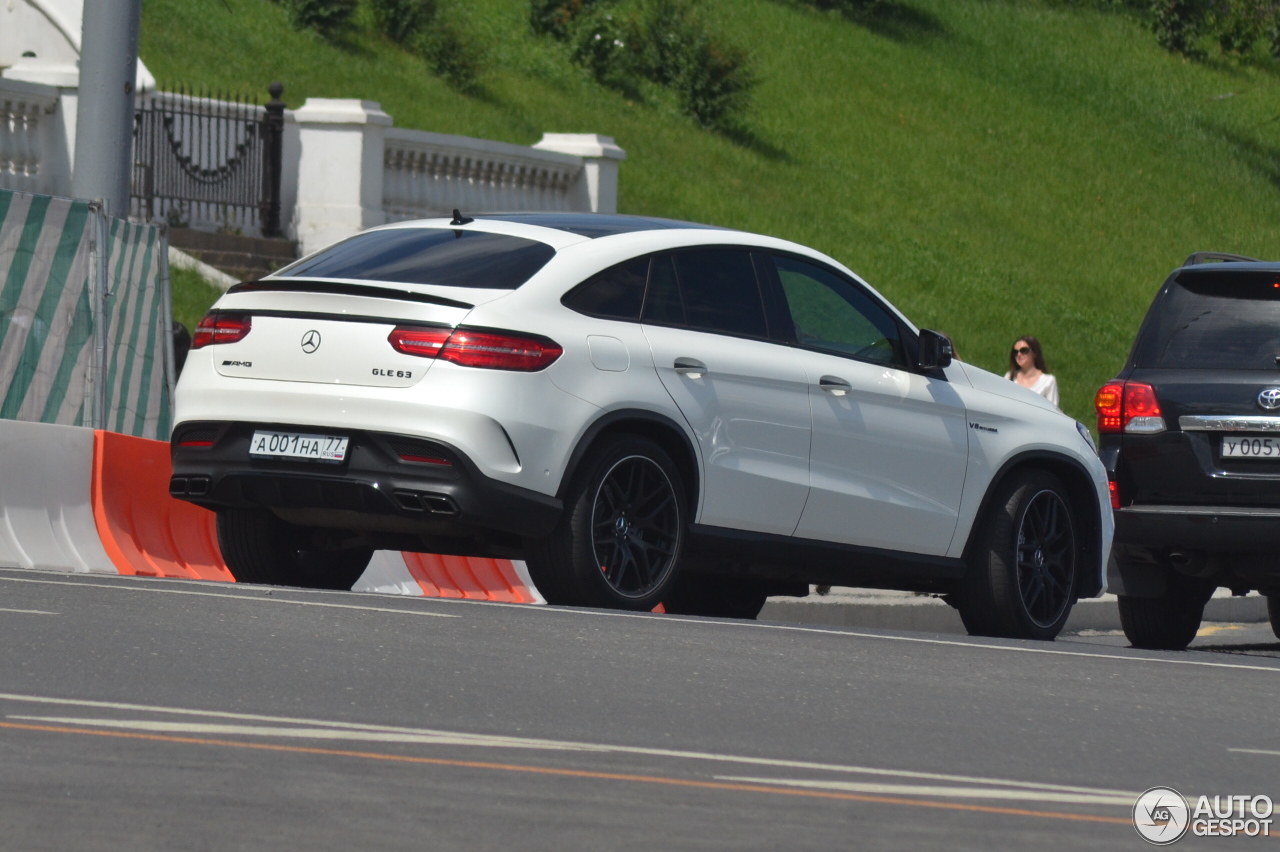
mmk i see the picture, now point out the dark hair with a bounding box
[1008,335,1048,377]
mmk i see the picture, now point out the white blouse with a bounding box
[1004,371,1060,407]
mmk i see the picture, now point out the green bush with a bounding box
[674,33,755,128]
[638,0,698,86]
[414,3,483,91]
[277,0,357,39]
[558,0,755,128]
[369,0,436,44]
[570,7,641,83]
[1149,0,1280,59]
[531,0,611,38]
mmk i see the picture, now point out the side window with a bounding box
[658,249,769,338]
[562,257,649,320]
[642,255,685,326]
[772,255,906,366]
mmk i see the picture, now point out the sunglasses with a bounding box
[1012,346,1032,355]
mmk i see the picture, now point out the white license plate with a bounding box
[250,430,349,462]
[1222,436,1280,459]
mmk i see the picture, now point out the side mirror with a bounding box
[918,329,954,370]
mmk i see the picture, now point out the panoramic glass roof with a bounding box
[471,213,723,239]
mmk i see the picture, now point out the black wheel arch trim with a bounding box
[960,450,1106,599]
[557,409,700,510]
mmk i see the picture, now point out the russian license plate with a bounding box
[250,430,349,462]
[1222,436,1280,459]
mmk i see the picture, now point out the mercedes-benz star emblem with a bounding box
[300,330,322,354]
[1259,388,1280,410]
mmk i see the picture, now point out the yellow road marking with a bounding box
[1196,624,1245,637]
[0,720,1131,826]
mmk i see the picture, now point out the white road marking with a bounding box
[1228,748,1280,757]
[3,572,1270,671]
[0,608,57,615]
[715,776,1134,807]
[8,717,605,750]
[0,576,456,618]
[0,692,1138,799]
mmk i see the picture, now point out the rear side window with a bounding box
[278,228,556,289]
[640,249,768,338]
[1135,271,1280,370]
[562,257,649,320]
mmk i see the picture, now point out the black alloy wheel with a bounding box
[590,454,682,599]
[958,469,1078,640]
[524,434,687,610]
[1014,488,1076,630]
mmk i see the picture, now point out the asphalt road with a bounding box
[0,567,1277,851]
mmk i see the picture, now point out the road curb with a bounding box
[759,590,1271,635]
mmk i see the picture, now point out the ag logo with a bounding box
[1258,388,1280,410]
[1134,787,1190,845]
[300,330,322,354]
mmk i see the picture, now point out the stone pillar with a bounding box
[533,134,626,214]
[292,99,393,257]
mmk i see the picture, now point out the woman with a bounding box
[1005,335,1059,407]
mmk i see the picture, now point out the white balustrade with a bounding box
[291,98,625,255]
[382,128,584,222]
[0,78,61,196]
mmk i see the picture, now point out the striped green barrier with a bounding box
[0,189,173,439]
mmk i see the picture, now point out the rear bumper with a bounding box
[169,421,562,540]
[1115,504,1280,552]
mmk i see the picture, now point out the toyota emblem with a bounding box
[1259,388,1280,410]
[300,330,321,354]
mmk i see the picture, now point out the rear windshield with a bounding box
[1135,270,1280,370]
[277,228,556,289]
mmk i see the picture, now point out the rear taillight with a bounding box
[1094,380,1166,435]
[388,326,562,372]
[192,311,251,349]
[387,327,452,358]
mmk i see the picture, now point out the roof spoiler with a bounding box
[1182,251,1261,266]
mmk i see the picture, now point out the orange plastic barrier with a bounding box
[401,553,539,603]
[91,430,232,582]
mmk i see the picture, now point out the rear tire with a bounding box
[957,469,1078,641]
[1266,594,1280,642]
[663,573,769,620]
[216,508,372,591]
[525,435,686,610]
[1118,573,1213,651]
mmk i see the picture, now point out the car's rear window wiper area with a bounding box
[228,279,475,309]
[273,228,557,290]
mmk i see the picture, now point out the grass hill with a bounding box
[143,0,1280,424]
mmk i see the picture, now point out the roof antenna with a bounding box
[450,209,474,226]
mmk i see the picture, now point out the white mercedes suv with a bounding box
[171,212,1112,639]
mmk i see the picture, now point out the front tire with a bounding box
[1118,572,1213,651]
[958,469,1078,641]
[1266,594,1280,642]
[216,508,373,591]
[525,435,686,610]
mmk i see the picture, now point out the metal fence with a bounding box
[131,83,285,238]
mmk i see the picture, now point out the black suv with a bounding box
[1098,253,1280,649]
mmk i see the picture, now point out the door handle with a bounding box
[674,358,708,378]
[819,375,852,396]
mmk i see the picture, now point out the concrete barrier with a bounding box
[0,420,115,573]
[91,429,232,581]
[0,419,545,601]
